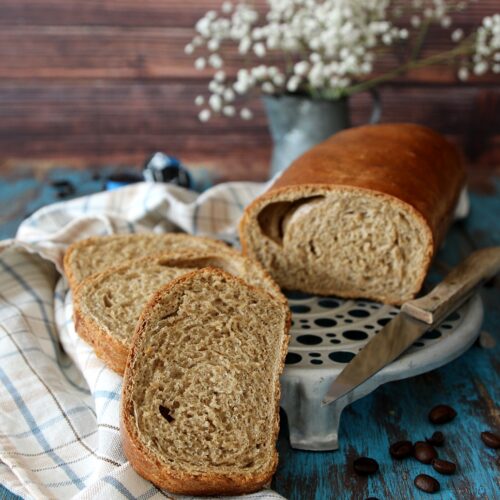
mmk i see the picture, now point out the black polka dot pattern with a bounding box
[377,318,391,327]
[291,305,311,314]
[314,318,337,327]
[343,330,369,341]
[297,334,322,345]
[318,299,340,309]
[423,329,442,339]
[348,309,370,318]
[284,292,462,368]
[285,353,302,365]
[329,351,355,363]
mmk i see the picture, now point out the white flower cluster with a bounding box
[406,0,468,29]
[187,0,408,121]
[458,14,500,80]
[187,0,500,121]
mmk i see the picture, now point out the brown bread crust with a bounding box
[73,298,129,375]
[240,123,466,303]
[121,268,291,496]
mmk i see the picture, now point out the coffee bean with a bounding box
[414,441,438,464]
[353,457,379,476]
[428,404,457,424]
[431,458,456,475]
[414,474,440,493]
[426,431,445,447]
[481,431,500,449]
[389,440,413,459]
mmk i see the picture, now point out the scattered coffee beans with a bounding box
[414,474,440,493]
[432,458,456,475]
[481,431,500,449]
[428,405,457,424]
[426,431,445,447]
[353,457,379,476]
[389,440,414,459]
[414,441,438,464]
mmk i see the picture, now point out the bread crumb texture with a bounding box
[244,188,432,304]
[126,270,288,477]
[76,252,283,349]
[65,233,228,286]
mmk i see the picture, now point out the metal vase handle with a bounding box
[368,88,382,124]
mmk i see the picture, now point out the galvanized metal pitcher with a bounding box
[263,92,381,178]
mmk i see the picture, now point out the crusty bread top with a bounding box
[258,123,466,252]
[121,267,290,495]
[63,233,231,289]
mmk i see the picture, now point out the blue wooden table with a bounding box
[1,169,499,499]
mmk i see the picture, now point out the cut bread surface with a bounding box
[239,123,465,305]
[121,268,290,495]
[73,251,284,374]
[242,186,433,305]
[64,233,230,289]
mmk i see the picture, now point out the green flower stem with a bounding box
[342,41,474,97]
[411,19,431,61]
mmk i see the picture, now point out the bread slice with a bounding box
[64,233,231,290]
[239,124,465,304]
[121,268,290,496]
[73,251,285,374]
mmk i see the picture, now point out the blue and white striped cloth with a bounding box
[0,182,285,499]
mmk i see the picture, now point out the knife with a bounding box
[322,247,500,406]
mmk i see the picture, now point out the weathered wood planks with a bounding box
[0,0,498,181]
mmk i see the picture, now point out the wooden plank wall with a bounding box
[0,0,499,182]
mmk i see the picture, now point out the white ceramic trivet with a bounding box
[279,292,483,451]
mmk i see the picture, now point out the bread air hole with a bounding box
[157,256,239,276]
[308,240,318,256]
[257,196,324,245]
[103,291,113,307]
[159,405,175,423]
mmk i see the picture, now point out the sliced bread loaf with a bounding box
[73,251,285,374]
[64,233,230,290]
[121,267,290,496]
[240,123,465,304]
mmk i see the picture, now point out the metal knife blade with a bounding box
[321,312,428,406]
[321,247,500,406]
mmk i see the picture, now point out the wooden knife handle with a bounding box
[401,247,500,325]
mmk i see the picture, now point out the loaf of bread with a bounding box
[121,268,290,496]
[239,123,466,304]
[64,233,230,290]
[73,251,284,374]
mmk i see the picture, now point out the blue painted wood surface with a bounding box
[0,171,498,499]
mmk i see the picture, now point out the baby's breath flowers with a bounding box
[186,0,500,121]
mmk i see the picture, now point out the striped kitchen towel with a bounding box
[0,181,285,500]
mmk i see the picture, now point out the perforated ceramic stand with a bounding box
[279,292,483,451]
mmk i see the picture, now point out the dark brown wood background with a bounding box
[0,0,499,182]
